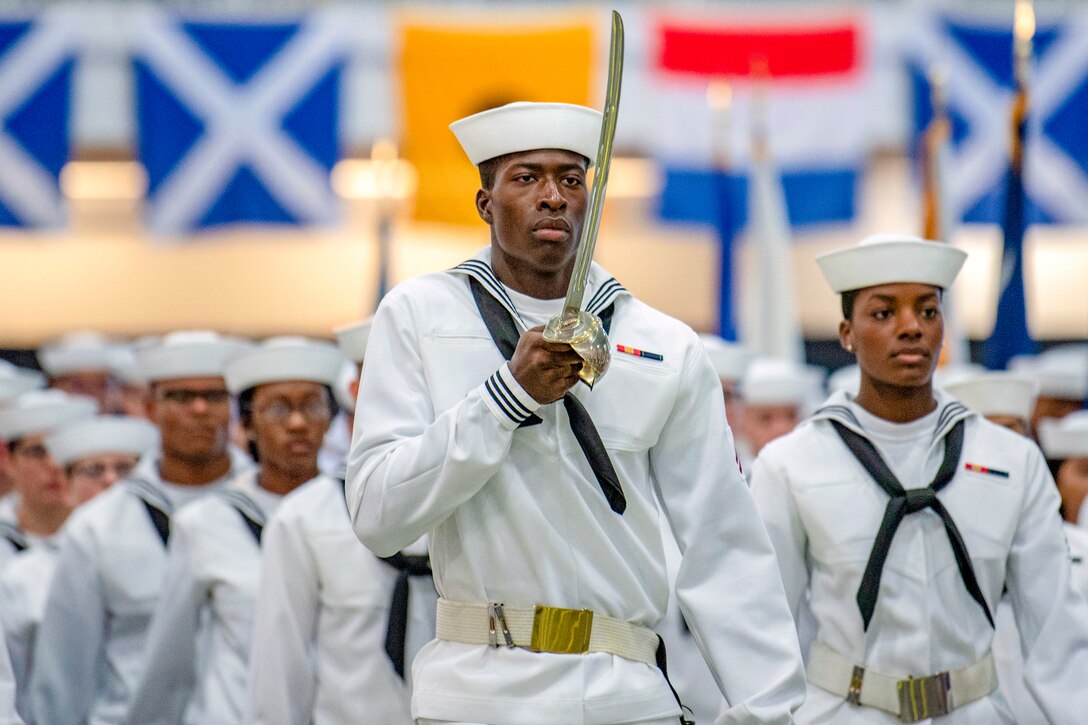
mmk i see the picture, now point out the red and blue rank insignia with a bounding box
[616,345,663,362]
[964,463,1010,479]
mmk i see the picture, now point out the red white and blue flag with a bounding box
[651,12,871,229]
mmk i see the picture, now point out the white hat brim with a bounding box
[138,338,249,383]
[943,373,1039,421]
[450,102,602,166]
[0,369,45,402]
[225,341,345,394]
[1039,412,1088,459]
[700,337,750,381]
[334,319,372,364]
[816,237,967,294]
[0,394,98,440]
[46,416,159,466]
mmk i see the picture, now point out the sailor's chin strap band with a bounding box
[830,419,993,630]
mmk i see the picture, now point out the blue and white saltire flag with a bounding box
[133,10,346,235]
[0,13,75,228]
[910,10,1088,224]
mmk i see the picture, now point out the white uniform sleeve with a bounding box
[346,295,540,556]
[1006,445,1088,724]
[0,629,24,725]
[749,451,811,621]
[245,511,319,725]
[29,532,105,725]
[653,349,805,725]
[126,521,202,725]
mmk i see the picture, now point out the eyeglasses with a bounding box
[12,443,49,460]
[158,389,231,405]
[257,399,331,423]
[71,461,136,480]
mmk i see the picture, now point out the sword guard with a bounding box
[543,309,610,388]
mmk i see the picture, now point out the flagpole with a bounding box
[921,64,970,367]
[708,80,739,341]
[370,140,399,311]
[983,0,1038,369]
[744,68,804,362]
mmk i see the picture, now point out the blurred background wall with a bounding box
[0,0,1084,367]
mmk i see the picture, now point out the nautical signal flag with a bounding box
[909,10,1088,224]
[399,15,593,226]
[132,10,345,235]
[651,11,870,229]
[0,14,75,228]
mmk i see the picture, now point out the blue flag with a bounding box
[133,10,345,235]
[711,171,744,341]
[983,104,1036,369]
[0,17,74,228]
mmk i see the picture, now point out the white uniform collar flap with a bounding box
[812,388,975,451]
[448,248,629,330]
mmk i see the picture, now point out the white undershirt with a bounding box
[849,399,941,488]
[159,473,233,509]
[503,284,564,329]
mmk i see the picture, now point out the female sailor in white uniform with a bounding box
[751,235,1088,724]
[125,338,344,724]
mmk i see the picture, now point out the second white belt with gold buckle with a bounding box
[807,641,998,723]
[435,598,659,666]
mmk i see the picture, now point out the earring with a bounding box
[846,344,854,353]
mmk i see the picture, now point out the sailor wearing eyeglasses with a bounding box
[0,361,47,528]
[0,390,97,570]
[124,338,344,725]
[29,331,252,725]
[1,415,156,723]
[245,321,436,725]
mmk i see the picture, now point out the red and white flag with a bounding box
[651,10,873,227]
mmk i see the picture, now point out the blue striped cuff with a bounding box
[479,363,540,430]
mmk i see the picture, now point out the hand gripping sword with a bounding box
[542,10,624,389]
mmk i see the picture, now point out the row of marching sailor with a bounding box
[0,389,156,722]
[0,326,436,725]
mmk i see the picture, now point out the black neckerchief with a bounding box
[466,276,626,515]
[827,415,993,630]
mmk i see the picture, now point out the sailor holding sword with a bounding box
[346,12,804,725]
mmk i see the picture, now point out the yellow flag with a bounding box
[400,16,594,225]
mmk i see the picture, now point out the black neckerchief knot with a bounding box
[831,419,993,631]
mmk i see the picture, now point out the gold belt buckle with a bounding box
[530,605,594,654]
[846,665,865,706]
[896,671,951,723]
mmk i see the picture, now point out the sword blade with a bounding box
[562,10,624,314]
